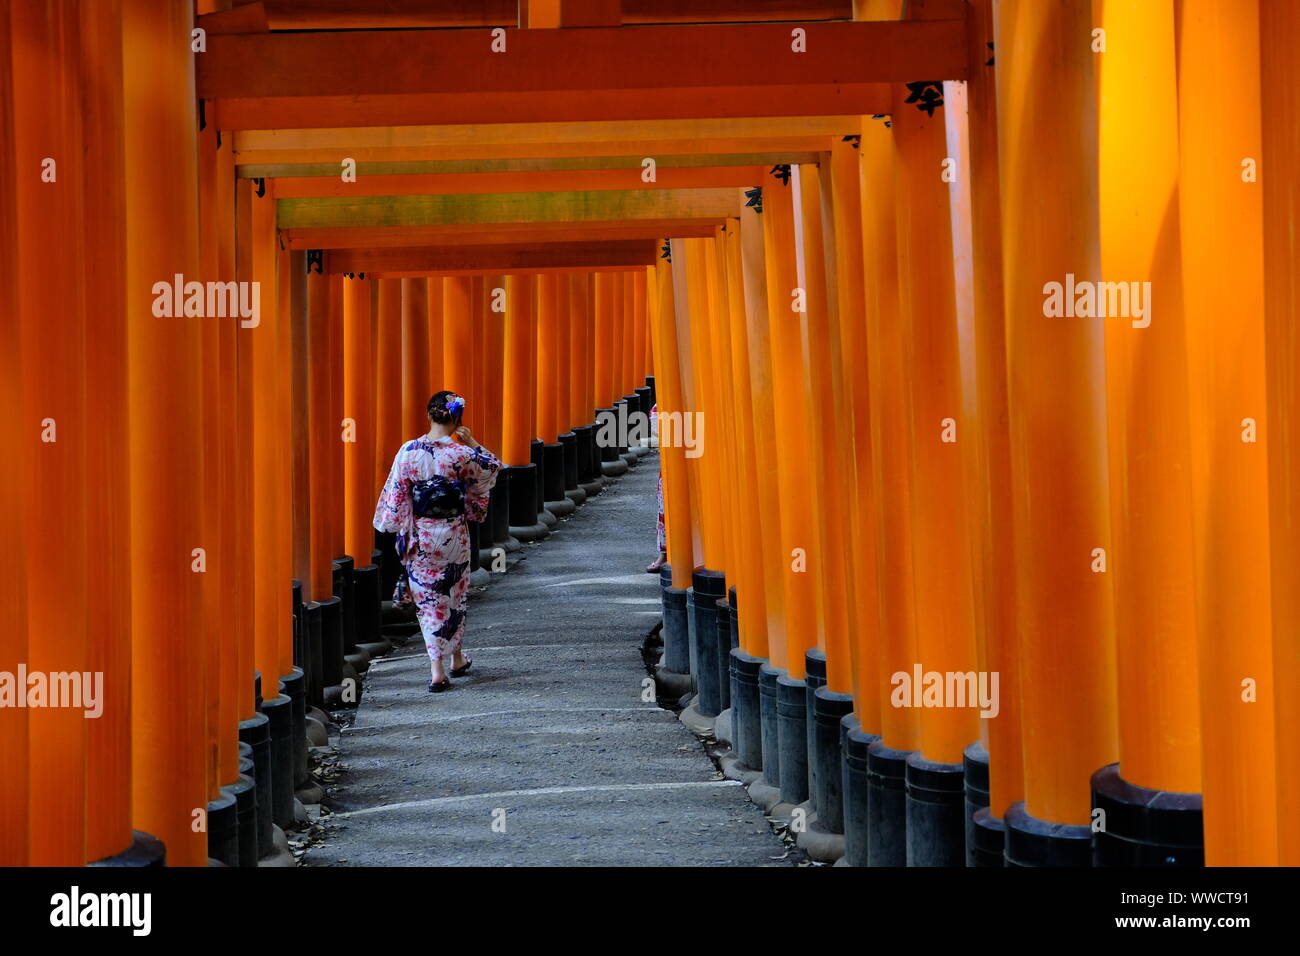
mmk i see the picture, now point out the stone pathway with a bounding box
[304,455,789,867]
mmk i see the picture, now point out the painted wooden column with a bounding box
[859,113,922,866]
[13,0,89,865]
[502,275,546,540]
[373,279,404,498]
[891,76,980,865]
[1261,0,1300,868]
[995,0,1117,866]
[252,179,295,697]
[343,275,377,578]
[826,137,879,735]
[481,277,506,461]
[123,0,206,865]
[442,275,474,407]
[960,0,1023,863]
[78,0,133,865]
[651,255,696,592]
[1177,0,1276,866]
[401,277,431,440]
[0,3,28,865]
[427,277,444,389]
[1094,0,1203,866]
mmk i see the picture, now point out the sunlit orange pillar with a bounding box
[1261,0,1300,868]
[650,253,697,691]
[859,113,922,865]
[960,0,1023,860]
[536,273,570,514]
[569,273,601,497]
[343,275,377,566]
[891,80,980,864]
[996,0,1117,865]
[1177,0,1277,866]
[13,0,89,866]
[123,0,205,865]
[553,271,582,506]
[1093,0,1203,865]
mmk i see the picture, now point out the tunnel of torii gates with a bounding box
[1,0,1298,871]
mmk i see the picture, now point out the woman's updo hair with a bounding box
[428,390,465,425]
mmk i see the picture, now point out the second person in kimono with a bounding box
[373,390,502,692]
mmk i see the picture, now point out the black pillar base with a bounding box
[88,830,166,867]
[729,648,765,769]
[488,478,518,551]
[660,573,691,677]
[280,667,309,791]
[840,714,878,867]
[645,374,656,407]
[812,686,855,834]
[263,693,295,829]
[758,664,783,789]
[777,673,810,806]
[351,565,388,656]
[688,568,726,717]
[804,648,828,814]
[334,555,357,653]
[529,439,553,527]
[1005,800,1091,867]
[634,385,652,417]
[319,595,344,688]
[714,597,732,712]
[963,741,991,866]
[291,579,305,671]
[303,601,324,709]
[866,739,913,866]
[595,407,619,461]
[541,441,573,516]
[971,807,1007,867]
[224,770,257,867]
[1091,762,1204,866]
[238,711,274,859]
[206,789,239,867]
[504,463,548,541]
[905,753,966,866]
[558,431,584,506]
[374,529,401,597]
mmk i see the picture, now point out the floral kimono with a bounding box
[373,436,502,663]
[650,404,665,551]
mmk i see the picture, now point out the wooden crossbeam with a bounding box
[208,0,853,31]
[231,116,856,166]
[237,152,821,178]
[276,188,741,230]
[325,240,658,276]
[281,220,720,249]
[272,165,766,198]
[198,19,965,128]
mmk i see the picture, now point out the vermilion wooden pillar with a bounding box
[124,0,207,865]
[650,256,695,591]
[480,276,505,456]
[537,274,560,445]
[1095,0,1202,860]
[373,279,404,491]
[0,3,28,864]
[760,177,819,682]
[720,223,769,661]
[252,180,294,691]
[306,269,336,603]
[78,0,132,863]
[996,0,1117,862]
[860,115,919,751]
[1261,0,1300,867]
[1177,0,1277,866]
[13,0,89,865]
[401,277,431,441]
[427,277,444,389]
[794,165,854,696]
[962,0,1023,833]
[501,275,536,467]
[343,276,377,570]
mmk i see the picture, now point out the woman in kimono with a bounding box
[374,390,502,692]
